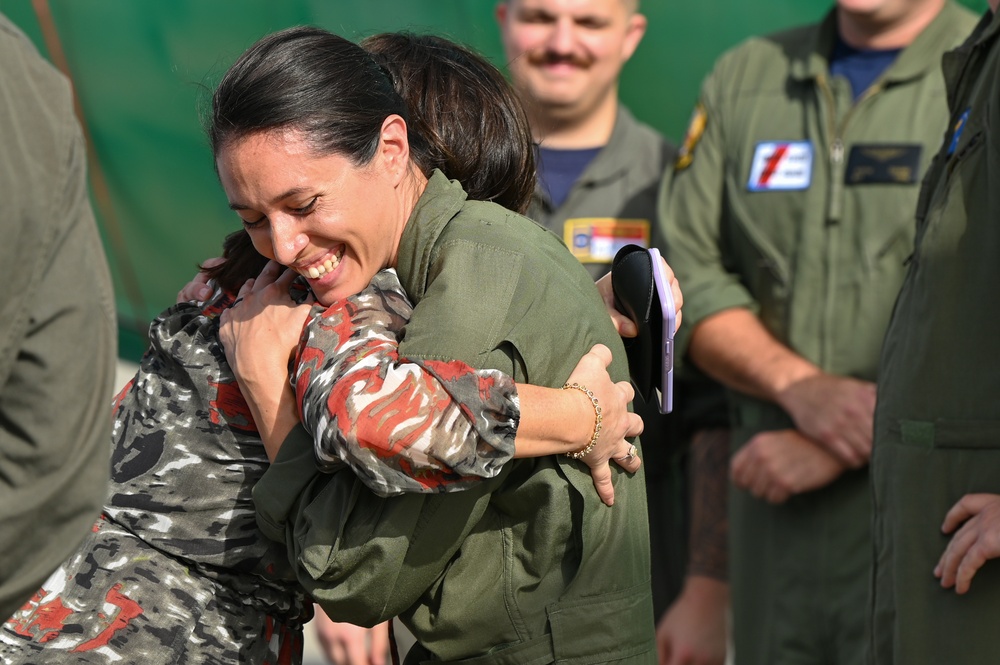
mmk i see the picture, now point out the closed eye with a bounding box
[290,197,318,215]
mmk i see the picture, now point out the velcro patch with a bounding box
[564,218,650,263]
[675,103,707,171]
[947,108,971,156]
[845,144,922,184]
[747,141,813,191]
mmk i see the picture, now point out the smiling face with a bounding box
[216,125,415,306]
[496,0,646,126]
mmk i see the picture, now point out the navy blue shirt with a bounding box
[829,35,901,101]
[536,145,602,209]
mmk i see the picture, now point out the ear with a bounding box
[620,12,647,62]
[376,114,411,186]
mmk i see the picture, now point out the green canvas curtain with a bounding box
[0,0,986,359]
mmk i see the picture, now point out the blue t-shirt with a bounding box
[536,145,602,209]
[829,34,901,101]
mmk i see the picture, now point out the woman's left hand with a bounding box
[595,255,683,338]
[219,260,315,460]
[565,344,644,506]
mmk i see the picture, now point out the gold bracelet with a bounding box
[563,382,603,460]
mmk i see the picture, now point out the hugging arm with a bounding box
[220,263,642,506]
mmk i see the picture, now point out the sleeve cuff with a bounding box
[253,424,320,543]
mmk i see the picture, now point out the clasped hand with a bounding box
[219,261,315,458]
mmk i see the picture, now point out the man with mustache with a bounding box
[495,3,732,665]
[496,0,664,276]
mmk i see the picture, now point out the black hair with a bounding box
[206,27,535,292]
[362,32,535,214]
[210,26,406,165]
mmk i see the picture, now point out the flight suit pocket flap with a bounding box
[547,583,653,662]
[900,418,1000,449]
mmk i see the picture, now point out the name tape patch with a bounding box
[845,144,922,185]
[747,141,813,192]
[564,218,650,263]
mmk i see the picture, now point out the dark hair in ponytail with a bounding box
[205,27,535,292]
[362,32,535,215]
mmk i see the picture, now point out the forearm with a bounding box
[246,382,299,462]
[687,427,730,580]
[513,384,592,457]
[296,273,520,494]
[688,308,819,407]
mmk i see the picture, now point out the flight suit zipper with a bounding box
[815,74,885,368]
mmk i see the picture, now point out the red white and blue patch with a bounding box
[747,141,813,191]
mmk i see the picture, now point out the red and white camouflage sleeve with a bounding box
[292,269,519,496]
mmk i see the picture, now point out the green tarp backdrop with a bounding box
[0,1,986,360]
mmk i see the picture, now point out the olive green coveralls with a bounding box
[870,8,1000,665]
[255,172,657,664]
[0,13,117,618]
[661,4,975,663]
[528,105,713,619]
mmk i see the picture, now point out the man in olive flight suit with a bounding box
[870,3,1000,664]
[0,12,117,619]
[661,1,975,663]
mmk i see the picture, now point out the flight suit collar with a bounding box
[789,2,972,85]
[530,103,644,210]
[941,8,1000,110]
[575,104,646,186]
[395,169,469,304]
[966,6,1000,47]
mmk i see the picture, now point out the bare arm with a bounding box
[220,264,643,506]
[594,255,684,338]
[730,429,848,504]
[687,428,730,580]
[656,428,730,665]
[688,309,876,467]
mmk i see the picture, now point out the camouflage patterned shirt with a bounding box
[1,270,520,663]
[296,270,519,496]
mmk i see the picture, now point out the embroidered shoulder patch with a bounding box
[947,108,971,156]
[674,103,707,171]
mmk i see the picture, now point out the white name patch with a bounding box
[747,141,813,192]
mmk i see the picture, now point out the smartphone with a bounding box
[649,248,676,414]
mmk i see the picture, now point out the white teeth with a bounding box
[303,251,343,280]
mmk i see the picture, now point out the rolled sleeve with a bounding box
[661,76,757,357]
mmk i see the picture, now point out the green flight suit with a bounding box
[870,9,1000,665]
[528,105,672,283]
[528,104,704,619]
[661,4,976,664]
[0,14,117,618]
[255,172,656,664]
